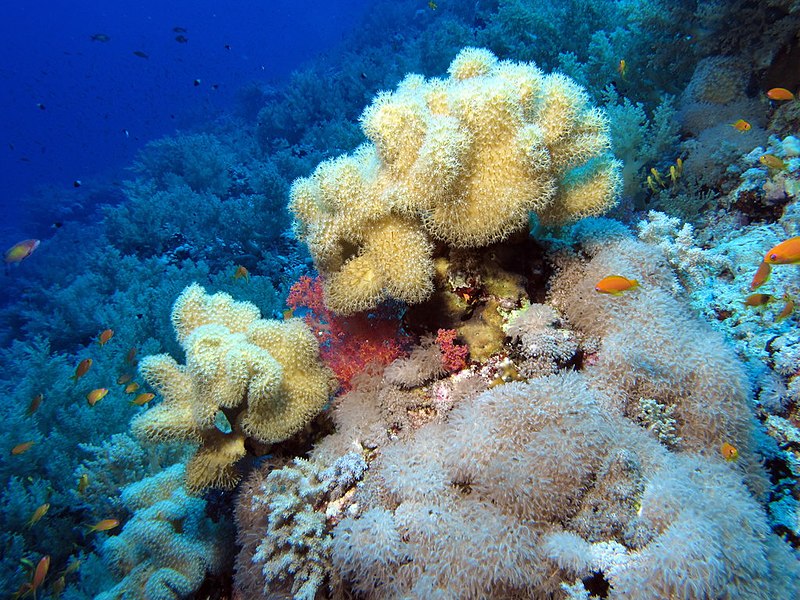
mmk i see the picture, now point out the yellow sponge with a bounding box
[131,284,336,492]
[289,47,621,314]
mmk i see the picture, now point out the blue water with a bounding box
[2,0,800,598]
[0,0,368,241]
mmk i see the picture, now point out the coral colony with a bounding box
[3,2,800,600]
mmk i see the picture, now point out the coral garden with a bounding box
[3,1,800,599]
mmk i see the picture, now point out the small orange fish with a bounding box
[765,237,800,265]
[4,239,40,264]
[71,358,93,381]
[777,294,795,322]
[25,393,43,417]
[12,582,32,599]
[617,59,627,80]
[87,518,120,533]
[595,275,639,296]
[97,329,114,346]
[125,347,138,364]
[27,503,50,527]
[720,442,738,461]
[116,373,133,385]
[749,261,772,291]
[744,293,773,307]
[767,87,795,101]
[31,555,50,592]
[131,392,155,406]
[86,388,109,406]
[52,575,66,599]
[428,0,437,9]
[64,558,81,576]
[233,265,249,282]
[283,309,294,320]
[77,473,89,495]
[730,119,751,132]
[759,154,786,171]
[124,382,140,394]
[649,167,665,187]
[11,441,35,455]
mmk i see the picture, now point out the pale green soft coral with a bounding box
[97,464,227,600]
[131,284,336,492]
[289,47,621,314]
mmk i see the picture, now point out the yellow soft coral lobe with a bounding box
[131,284,335,492]
[447,46,498,80]
[289,47,621,314]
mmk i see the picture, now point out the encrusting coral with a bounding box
[131,283,335,492]
[289,47,622,314]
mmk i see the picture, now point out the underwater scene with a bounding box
[2,0,800,598]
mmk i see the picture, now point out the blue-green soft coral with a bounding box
[97,464,228,600]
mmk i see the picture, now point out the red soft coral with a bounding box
[436,328,470,373]
[288,275,411,391]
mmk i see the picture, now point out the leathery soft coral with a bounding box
[289,47,621,314]
[131,283,336,492]
[97,464,227,600]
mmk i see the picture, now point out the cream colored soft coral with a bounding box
[131,284,336,492]
[289,47,622,314]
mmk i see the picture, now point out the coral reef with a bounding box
[131,284,335,492]
[289,47,621,314]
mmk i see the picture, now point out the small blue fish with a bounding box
[214,410,232,434]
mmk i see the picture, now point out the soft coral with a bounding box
[287,275,412,390]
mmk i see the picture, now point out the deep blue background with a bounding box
[0,0,369,242]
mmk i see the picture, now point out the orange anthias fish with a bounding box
[730,119,751,132]
[750,261,772,291]
[131,392,155,406]
[233,265,249,282]
[70,358,93,381]
[595,275,639,296]
[117,373,133,385]
[97,329,114,346]
[4,239,40,264]
[764,237,800,264]
[777,294,795,322]
[27,503,50,527]
[617,59,627,80]
[720,442,739,461]
[744,293,773,307]
[86,388,109,406]
[77,473,89,495]
[11,441,35,455]
[31,555,50,593]
[26,394,43,417]
[124,382,140,394]
[126,347,138,364]
[767,87,795,101]
[87,518,120,533]
[759,154,787,171]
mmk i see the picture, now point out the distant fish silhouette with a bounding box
[175,34,188,43]
[173,26,187,33]
[90,33,110,42]
[133,50,149,59]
